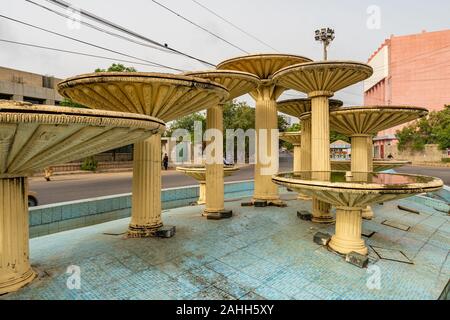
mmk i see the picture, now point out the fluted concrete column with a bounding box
[253,85,282,203]
[298,118,312,201]
[198,181,207,205]
[351,135,374,219]
[300,118,312,172]
[128,134,163,237]
[351,135,371,172]
[310,92,333,224]
[293,144,301,172]
[204,105,225,214]
[329,207,368,255]
[0,177,36,295]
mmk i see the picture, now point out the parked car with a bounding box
[28,191,39,207]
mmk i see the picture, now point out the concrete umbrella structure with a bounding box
[58,73,229,238]
[183,70,260,219]
[273,61,373,224]
[277,98,343,200]
[327,106,429,219]
[175,165,240,209]
[273,171,443,255]
[0,101,165,294]
[217,54,312,206]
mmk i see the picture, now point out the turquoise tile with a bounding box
[30,212,42,226]
[52,207,62,222]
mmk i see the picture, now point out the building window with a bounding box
[0,93,12,100]
[23,97,45,105]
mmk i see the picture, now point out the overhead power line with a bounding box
[44,0,215,67]
[0,38,170,69]
[25,0,174,55]
[0,14,184,72]
[151,0,249,54]
[190,0,279,52]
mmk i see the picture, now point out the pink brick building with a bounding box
[363,29,450,158]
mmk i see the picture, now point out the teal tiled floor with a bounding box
[2,192,449,300]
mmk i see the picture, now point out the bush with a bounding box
[442,158,450,163]
[80,156,98,171]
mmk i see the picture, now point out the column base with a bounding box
[312,199,335,224]
[311,215,335,225]
[204,210,233,220]
[0,268,36,296]
[328,207,368,256]
[127,224,175,238]
[241,200,287,208]
[362,206,374,220]
[329,235,368,256]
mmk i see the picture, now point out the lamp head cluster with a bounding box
[315,28,335,43]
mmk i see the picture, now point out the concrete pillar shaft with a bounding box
[300,118,312,172]
[293,145,302,172]
[205,105,224,213]
[0,177,36,295]
[351,135,371,172]
[253,88,279,202]
[329,207,368,255]
[297,118,312,201]
[311,96,330,172]
[128,134,163,237]
[351,135,374,219]
[198,182,206,205]
[310,95,333,223]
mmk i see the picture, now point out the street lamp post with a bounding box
[315,28,335,61]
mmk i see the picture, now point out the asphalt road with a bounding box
[29,154,449,205]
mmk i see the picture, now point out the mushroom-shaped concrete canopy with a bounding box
[217,54,312,80]
[328,106,429,135]
[272,171,443,255]
[272,61,373,95]
[176,165,239,181]
[277,98,343,119]
[0,101,165,177]
[176,165,240,205]
[57,72,229,121]
[0,100,164,295]
[183,70,260,100]
[279,131,302,146]
[273,171,443,209]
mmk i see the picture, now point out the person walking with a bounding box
[163,153,169,171]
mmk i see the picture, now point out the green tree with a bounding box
[61,63,137,109]
[397,105,450,151]
[281,123,302,151]
[166,101,291,160]
[95,63,137,72]
[59,98,88,109]
[286,123,301,132]
[166,112,206,141]
[330,131,350,143]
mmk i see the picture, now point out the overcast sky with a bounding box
[1,0,449,106]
